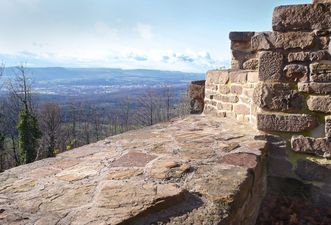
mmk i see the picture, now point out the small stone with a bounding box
[283,64,308,81]
[298,82,331,94]
[247,71,259,83]
[229,70,247,84]
[243,58,259,70]
[258,51,284,81]
[257,113,318,132]
[291,136,331,158]
[326,116,331,139]
[219,85,230,94]
[233,104,250,115]
[309,50,330,61]
[310,61,331,82]
[307,95,331,113]
[230,85,243,94]
[288,52,309,62]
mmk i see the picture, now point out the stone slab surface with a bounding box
[0,115,266,225]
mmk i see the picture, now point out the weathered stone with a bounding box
[272,4,331,32]
[231,41,251,52]
[230,85,243,94]
[233,104,250,115]
[295,159,331,182]
[291,136,331,158]
[243,58,259,70]
[145,158,190,180]
[258,51,284,81]
[219,95,239,103]
[229,32,255,41]
[309,50,330,61]
[283,64,308,81]
[220,153,258,169]
[252,32,315,51]
[206,70,229,85]
[298,82,331,94]
[257,113,318,132]
[253,83,304,112]
[219,84,230,94]
[326,116,331,139]
[111,151,157,167]
[313,0,331,4]
[229,70,247,84]
[288,52,309,62]
[217,102,233,111]
[247,71,259,83]
[189,80,205,114]
[232,50,256,70]
[307,95,331,113]
[310,61,331,82]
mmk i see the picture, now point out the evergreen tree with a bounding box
[17,107,42,164]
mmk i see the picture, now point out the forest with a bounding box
[0,65,191,171]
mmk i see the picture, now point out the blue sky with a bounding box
[0,0,309,72]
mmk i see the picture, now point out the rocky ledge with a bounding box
[0,115,267,225]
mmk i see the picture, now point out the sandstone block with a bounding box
[298,82,331,94]
[229,70,247,84]
[258,51,284,81]
[309,50,330,61]
[216,102,233,111]
[233,104,250,115]
[272,4,331,32]
[310,61,331,82]
[257,113,318,132]
[229,32,255,41]
[288,52,309,62]
[243,58,259,70]
[291,136,331,158]
[219,95,239,103]
[252,32,315,51]
[307,95,331,113]
[219,85,230,94]
[206,70,229,85]
[247,71,259,83]
[283,64,308,81]
[254,83,304,112]
[313,0,331,4]
[326,116,331,139]
[230,85,243,94]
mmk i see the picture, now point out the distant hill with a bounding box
[1,67,205,96]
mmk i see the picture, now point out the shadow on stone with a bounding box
[118,191,204,225]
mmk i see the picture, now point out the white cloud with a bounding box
[94,22,119,39]
[134,23,154,40]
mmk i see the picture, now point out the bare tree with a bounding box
[119,97,131,131]
[39,103,61,158]
[135,89,160,126]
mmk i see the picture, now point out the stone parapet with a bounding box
[203,0,331,207]
[0,116,267,225]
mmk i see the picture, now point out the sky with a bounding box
[0,0,309,72]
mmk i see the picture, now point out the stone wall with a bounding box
[204,0,331,207]
[204,69,259,125]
